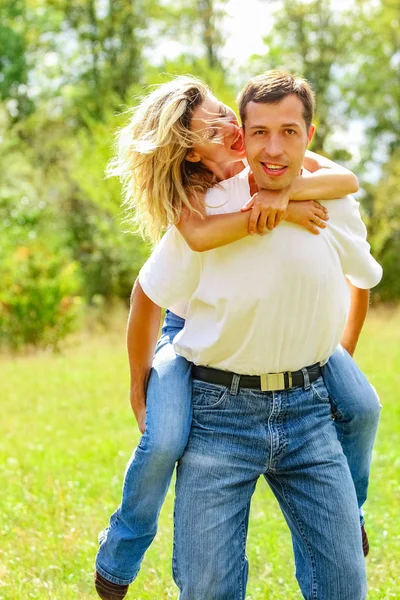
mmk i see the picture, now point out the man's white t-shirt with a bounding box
[139,167,382,375]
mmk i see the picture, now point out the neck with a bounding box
[202,159,245,183]
[248,171,258,196]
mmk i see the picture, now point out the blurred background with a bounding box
[1,3,400,598]
[0,0,398,347]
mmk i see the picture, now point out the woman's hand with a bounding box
[241,188,291,234]
[130,385,146,433]
[285,200,329,234]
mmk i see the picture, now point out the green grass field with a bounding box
[1,309,400,599]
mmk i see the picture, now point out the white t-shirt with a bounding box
[139,168,382,375]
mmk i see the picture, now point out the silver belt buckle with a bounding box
[260,372,286,392]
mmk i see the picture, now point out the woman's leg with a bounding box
[323,345,381,523]
[96,312,192,586]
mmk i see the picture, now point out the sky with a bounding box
[221,0,272,64]
[221,0,355,64]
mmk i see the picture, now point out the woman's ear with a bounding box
[186,150,202,163]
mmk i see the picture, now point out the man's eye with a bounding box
[286,129,296,135]
[254,130,265,136]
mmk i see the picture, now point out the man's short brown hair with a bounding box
[237,70,315,130]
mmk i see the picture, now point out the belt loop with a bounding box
[301,367,310,390]
[230,373,241,396]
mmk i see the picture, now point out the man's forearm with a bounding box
[340,281,370,356]
[127,280,162,394]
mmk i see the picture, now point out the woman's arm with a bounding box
[340,281,370,356]
[176,195,328,251]
[127,279,162,433]
[177,152,356,250]
[242,153,358,233]
[292,150,359,200]
[176,191,251,252]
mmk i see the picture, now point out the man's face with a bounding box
[243,95,315,190]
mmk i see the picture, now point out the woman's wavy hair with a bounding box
[107,76,217,242]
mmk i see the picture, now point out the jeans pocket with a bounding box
[192,380,229,410]
[310,376,330,402]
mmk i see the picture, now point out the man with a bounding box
[135,71,382,599]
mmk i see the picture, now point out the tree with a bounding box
[366,150,400,301]
[341,0,400,166]
[248,0,354,152]
[0,1,33,117]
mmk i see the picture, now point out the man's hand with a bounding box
[285,200,329,234]
[130,387,146,434]
[241,188,291,234]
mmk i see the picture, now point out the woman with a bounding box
[95,76,380,599]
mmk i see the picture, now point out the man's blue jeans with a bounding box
[96,311,379,586]
[173,377,367,600]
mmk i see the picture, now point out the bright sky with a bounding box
[222,0,271,64]
[221,0,355,64]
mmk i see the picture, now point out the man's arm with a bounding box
[127,280,162,433]
[340,281,370,357]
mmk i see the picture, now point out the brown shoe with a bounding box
[94,571,129,599]
[361,525,369,557]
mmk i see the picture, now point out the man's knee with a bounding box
[175,573,243,600]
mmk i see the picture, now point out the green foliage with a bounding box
[0,190,81,349]
[0,0,399,352]
[342,0,400,161]
[367,151,400,302]
[0,245,81,350]
[159,0,229,70]
[0,1,30,114]
[69,114,150,302]
[0,105,82,348]
[65,198,149,303]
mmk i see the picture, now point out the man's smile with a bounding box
[260,162,288,177]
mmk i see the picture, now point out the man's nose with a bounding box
[263,135,283,158]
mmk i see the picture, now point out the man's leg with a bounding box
[173,378,268,600]
[265,376,367,600]
[323,345,381,516]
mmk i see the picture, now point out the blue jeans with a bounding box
[323,345,381,521]
[173,377,367,599]
[96,311,379,585]
[96,311,191,585]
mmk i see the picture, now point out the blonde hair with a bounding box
[107,76,217,242]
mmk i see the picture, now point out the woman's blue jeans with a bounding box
[96,311,380,586]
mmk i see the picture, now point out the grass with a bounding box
[1,309,399,599]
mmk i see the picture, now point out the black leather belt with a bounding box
[192,363,322,392]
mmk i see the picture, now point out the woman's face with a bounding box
[187,95,245,166]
